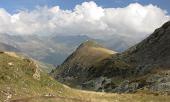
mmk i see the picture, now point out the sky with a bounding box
[0,0,170,14]
[0,0,169,39]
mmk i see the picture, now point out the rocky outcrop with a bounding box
[82,77,116,91]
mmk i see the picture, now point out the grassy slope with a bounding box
[0,52,72,101]
[11,89,170,102]
[57,41,117,73]
[71,46,116,66]
[0,52,170,102]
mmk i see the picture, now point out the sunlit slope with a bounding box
[63,41,116,67]
[0,52,71,101]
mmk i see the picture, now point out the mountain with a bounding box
[51,40,116,87]
[99,35,139,52]
[0,33,137,65]
[0,34,92,65]
[1,52,170,102]
[0,42,20,52]
[51,21,170,94]
[122,21,170,67]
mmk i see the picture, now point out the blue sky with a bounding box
[0,0,170,14]
[0,0,169,39]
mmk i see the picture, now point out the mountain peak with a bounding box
[78,40,101,48]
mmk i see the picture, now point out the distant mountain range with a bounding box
[51,21,170,94]
[0,42,20,52]
[0,33,137,65]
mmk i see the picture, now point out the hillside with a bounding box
[51,21,170,94]
[1,51,170,102]
[2,52,170,102]
[0,51,68,101]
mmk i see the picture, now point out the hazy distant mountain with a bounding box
[0,34,90,64]
[52,21,170,94]
[99,35,139,52]
[0,42,20,52]
[0,33,137,65]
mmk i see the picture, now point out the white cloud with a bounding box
[0,1,169,39]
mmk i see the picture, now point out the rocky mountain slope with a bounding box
[51,40,116,87]
[123,21,170,67]
[52,21,170,94]
[2,51,170,102]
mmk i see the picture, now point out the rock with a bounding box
[8,62,14,66]
[147,74,170,93]
[33,68,40,80]
[150,82,170,92]
[146,74,162,83]
[82,77,116,92]
[113,80,139,93]
[135,64,153,75]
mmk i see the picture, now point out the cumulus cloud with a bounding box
[0,1,169,39]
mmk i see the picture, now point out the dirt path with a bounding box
[10,96,91,102]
